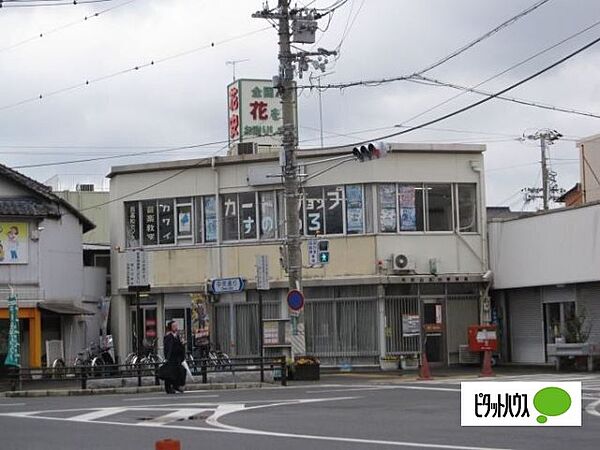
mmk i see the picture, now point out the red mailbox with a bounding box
[468,325,498,352]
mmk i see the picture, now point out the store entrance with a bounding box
[422,299,445,364]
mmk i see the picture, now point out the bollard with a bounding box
[281,357,287,386]
[155,439,181,450]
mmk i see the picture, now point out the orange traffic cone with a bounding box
[418,353,433,380]
[479,350,495,377]
[156,439,181,450]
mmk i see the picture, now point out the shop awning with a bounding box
[38,302,95,316]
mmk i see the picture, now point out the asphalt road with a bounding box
[1,372,599,450]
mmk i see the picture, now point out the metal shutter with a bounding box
[509,288,545,363]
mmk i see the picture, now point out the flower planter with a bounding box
[293,363,320,381]
[401,357,419,370]
[380,359,398,371]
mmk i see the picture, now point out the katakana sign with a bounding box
[227,79,297,147]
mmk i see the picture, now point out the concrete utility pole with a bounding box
[522,128,564,210]
[253,1,337,357]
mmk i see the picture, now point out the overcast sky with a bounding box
[1,0,599,208]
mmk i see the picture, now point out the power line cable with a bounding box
[415,0,552,76]
[0,26,271,112]
[313,34,600,151]
[0,0,138,54]
[1,0,115,8]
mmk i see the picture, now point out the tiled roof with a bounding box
[0,197,60,217]
[0,164,95,232]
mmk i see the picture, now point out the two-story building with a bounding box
[0,164,98,368]
[108,143,489,367]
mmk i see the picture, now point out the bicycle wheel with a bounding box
[91,356,106,377]
[51,358,66,379]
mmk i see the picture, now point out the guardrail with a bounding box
[0,356,287,392]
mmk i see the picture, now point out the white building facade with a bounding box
[109,143,489,367]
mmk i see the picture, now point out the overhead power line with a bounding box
[315,33,600,151]
[0,0,138,54]
[408,75,600,120]
[0,0,115,8]
[415,0,552,75]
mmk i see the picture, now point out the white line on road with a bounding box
[585,399,600,417]
[307,385,460,394]
[5,412,514,450]
[123,395,220,402]
[0,403,26,407]
[69,408,129,422]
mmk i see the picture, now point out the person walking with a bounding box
[162,320,186,394]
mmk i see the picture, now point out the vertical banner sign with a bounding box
[256,255,270,291]
[126,249,149,287]
[190,293,210,348]
[4,294,20,368]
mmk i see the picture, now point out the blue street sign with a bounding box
[287,289,305,311]
[210,277,246,294]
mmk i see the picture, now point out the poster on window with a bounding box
[345,185,364,234]
[378,185,397,232]
[203,196,217,242]
[158,199,175,245]
[239,192,257,239]
[178,206,192,236]
[222,194,239,241]
[259,191,276,239]
[400,207,417,231]
[325,186,344,234]
[0,222,28,264]
[124,202,140,248]
[304,187,324,235]
[142,200,158,246]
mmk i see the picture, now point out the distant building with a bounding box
[556,183,583,207]
[579,134,600,203]
[0,164,105,368]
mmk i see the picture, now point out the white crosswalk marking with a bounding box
[140,408,212,425]
[69,408,129,422]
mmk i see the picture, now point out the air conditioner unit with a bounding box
[392,253,416,272]
[76,183,95,192]
[236,142,257,155]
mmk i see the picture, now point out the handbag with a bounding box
[157,363,170,380]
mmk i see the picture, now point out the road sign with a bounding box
[287,289,305,311]
[126,249,149,287]
[308,238,318,266]
[210,277,245,294]
[256,255,270,291]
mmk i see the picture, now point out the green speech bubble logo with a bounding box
[533,387,572,424]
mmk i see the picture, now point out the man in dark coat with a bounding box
[162,320,186,394]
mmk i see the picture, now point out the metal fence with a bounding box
[305,297,379,365]
[384,295,420,355]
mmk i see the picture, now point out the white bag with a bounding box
[181,360,194,382]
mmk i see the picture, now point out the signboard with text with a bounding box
[126,249,149,287]
[210,277,246,294]
[227,79,297,147]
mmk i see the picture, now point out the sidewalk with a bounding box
[1,381,269,398]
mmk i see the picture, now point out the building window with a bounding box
[203,196,217,243]
[456,183,478,233]
[324,186,344,234]
[194,197,203,243]
[259,191,277,239]
[221,194,239,241]
[158,199,175,244]
[141,200,158,246]
[345,185,364,234]
[124,201,140,248]
[239,192,258,240]
[378,184,397,232]
[426,184,453,231]
[398,184,424,231]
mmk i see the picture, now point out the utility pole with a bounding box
[522,128,564,210]
[253,1,337,358]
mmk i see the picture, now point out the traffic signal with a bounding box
[352,142,389,162]
[318,240,329,264]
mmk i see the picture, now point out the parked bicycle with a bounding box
[74,335,115,376]
[123,338,163,375]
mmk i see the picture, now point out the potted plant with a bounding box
[400,353,420,370]
[380,355,399,371]
[292,356,320,381]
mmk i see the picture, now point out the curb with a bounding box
[1,382,269,398]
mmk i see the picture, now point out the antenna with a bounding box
[225,59,250,82]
